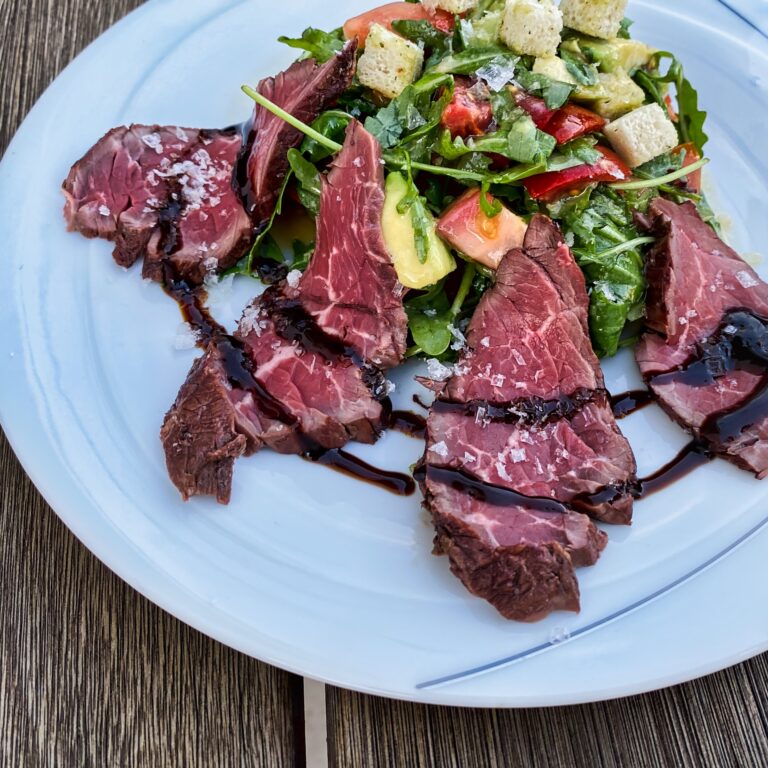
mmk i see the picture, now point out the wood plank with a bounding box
[328,659,768,767]
[0,2,302,765]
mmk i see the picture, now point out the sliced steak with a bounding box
[636,199,768,477]
[63,125,251,283]
[243,41,358,230]
[420,215,636,622]
[162,120,405,503]
[296,120,408,369]
[160,341,295,504]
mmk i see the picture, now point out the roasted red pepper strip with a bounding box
[514,92,556,130]
[544,104,607,144]
[523,146,631,202]
[441,78,494,139]
[515,92,607,144]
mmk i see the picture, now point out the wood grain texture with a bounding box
[3,1,768,767]
[328,667,768,768]
[0,2,301,766]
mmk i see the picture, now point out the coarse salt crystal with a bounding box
[480,336,490,348]
[240,306,262,335]
[174,127,190,142]
[352,156,364,168]
[463,452,477,464]
[512,350,525,366]
[491,374,506,387]
[476,55,518,92]
[448,324,467,351]
[510,448,527,463]
[141,132,164,154]
[286,269,302,288]
[495,460,513,482]
[424,308,438,317]
[173,323,198,351]
[429,441,449,457]
[426,358,453,381]
[736,270,759,288]
[98,204,110,217]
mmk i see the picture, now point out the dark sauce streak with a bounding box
[304,448,416,496]
[233,116,259,221]
[648,310,768,450]
[635,441,714,499]
[389,410,427,439]
[611,389,655,419]
[426,466,569,514]
[412,394,431,413]
[432,388,604,426]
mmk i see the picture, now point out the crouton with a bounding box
[357,23,424,100]
[560,0,628,40]
[499,0,563,58]
[423,0,479,13]
[604,103,680,168]
[593,70,645,119]
[532,56,576,84]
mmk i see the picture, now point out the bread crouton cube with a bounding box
[604,103,680,168]
[560,0,628,40]
[593,70,645,119]
[499,0,563,58]
[532,56,576,84]
[358,24,424,100]
[424,0,479,13]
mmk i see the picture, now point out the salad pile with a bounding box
[238,0,711,359]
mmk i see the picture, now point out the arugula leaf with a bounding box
[479,181,502,218]
[291,239,315,271]
[392,19,453,69]
[287,149,321,217]
[559,48,599,86]
[552,188,649,357]
[430,46,509,75]
[278,27,345,63]
[617,17,634,39]
[633,52,708,153]
[405,262,477,358]
[365,72,453,149]
[515,69,574,109]
[301,110,352,161]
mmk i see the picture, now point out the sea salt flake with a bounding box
[736,270,759,288]
[385,380,397,395]
[429,441,449,457]
[480,336,490,348]
[240,306,262,335]
[495,460,513,482]
[678,317,688,326]
[476,55,518,92]
[491,373,506,387]
[352,156,364,168]
[510,448,527,464]
[426,358,453,381]
[512,349,525,366]
[686,309,698,319]
[98,204,111,217]
[448,324,467,351]
[141,132,164,154]
[174,127,190,142]
[173,323,198,351]
[463,452,477,464]
[286,269,302,288]
[424,308,438,317]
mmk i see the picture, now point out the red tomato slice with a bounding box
[523,147,631,202]
[437,188,528,270]
[440,78,494,139]
[674,142,702,193]
[343,2,455,46]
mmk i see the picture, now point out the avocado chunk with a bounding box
[382,173,456,290]
[578,37,655,75]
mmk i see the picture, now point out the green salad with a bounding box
[239,0,712,360]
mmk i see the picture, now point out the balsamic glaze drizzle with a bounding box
[610,389,655,419]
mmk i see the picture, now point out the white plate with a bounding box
[2,0,768,707]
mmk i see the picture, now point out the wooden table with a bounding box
[2,2,767,765]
